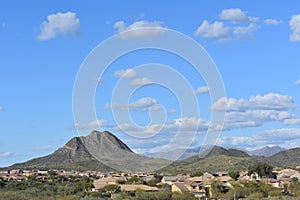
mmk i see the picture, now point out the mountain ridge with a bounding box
[249,145,286,157]
[3,131,300,173]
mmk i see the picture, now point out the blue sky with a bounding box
[1,0,300,167]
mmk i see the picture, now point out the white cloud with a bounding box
[233,23,258,39]
[167,117,209,132]
[295,79,300,85]
[249,93,295,110]
[195,9,262,42]
[212,93,295,112]
[114,68,137,78]
[110,93,298,137]
[283,118,300,125]
[210,93,298,131]
[148,104,163,111]
[130,97,158,109]
[131,77,153,86]
[218,128,300,149]
[0,152,13,158]
[211,97,246,112]
[0,106,3,111]
[37,12,80,41]
[220,110,296,131]
[217,136,257,147]
[195,86,210,94]
[256,128,300,140]
[114,117,209,136]
[289,14,300,42]
[264,19,283,25]
[194,20,230,42]
[220,8,259,24]
[168,109,177,113]
[73,119,108,131]
[105,97,159,112]
[113,20,166,39]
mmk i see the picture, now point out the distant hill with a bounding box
[143,145,213,160]
[159,146,259,174]
[6,130,170,172]
[249,146,286,157]
[267,148,300,167]
[160,146,300,174]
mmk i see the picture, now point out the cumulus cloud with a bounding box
[108,93,298,137]
[248,93,295,110]
[148,104,163,111]
[256,128,300,141]
[130,97,158,109]
[218,128,300,149]
[210,93,298,131]
[295,79,300,85]
[211,93,295,112]
[289,14,300,42]
[196,8,262,41]
[105,97,159,112]
[217,136,257,147]
[233,23,258,39]
[114,117,209,136]
[0,152,13,158]
[264,19,283,25]
[220,8,259,24]
[114,68,137,78]
[195,86,210,94]
[194,20,230,42]
[73,119,108,131]
[37,12,80,41]
[131,77,153,86]
[220,110,296,131]
[283,118,300,125]
[113,20,166,39]
[168,109,177,113]
[168,117,209,131]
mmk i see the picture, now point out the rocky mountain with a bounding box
[249,145,286,157]
[7,130,170,172]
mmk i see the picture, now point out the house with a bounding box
[120,184,159,192]
[172,182,190,193]
[93,177,126,191]
[216,175,232,183]
[261,178,280,188]
[9,169,21,174]
[238,171,251,180]
[277,169,300,180]
[172,182,207,198]
[186,175,216,186]
[161,175,186,185]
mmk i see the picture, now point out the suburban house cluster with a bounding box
[1,168,300,198]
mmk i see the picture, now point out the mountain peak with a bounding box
[65,137,86,151]
[84,130,132,152]
[250,145,286,157]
